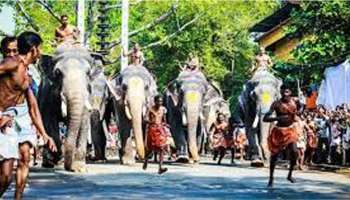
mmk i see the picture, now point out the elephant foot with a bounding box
[251,159,265,168]
[176,155,189,163]
[122,155,136,165]
[71,161,88,173]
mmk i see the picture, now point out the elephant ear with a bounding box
[203,81,222,106]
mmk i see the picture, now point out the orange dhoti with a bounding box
[268,126,298,156]
[146,123,170,151]
[306,131,317,149]
[212,133,234,150]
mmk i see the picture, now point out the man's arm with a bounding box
[0,58,18,75]
[26,89,57,151]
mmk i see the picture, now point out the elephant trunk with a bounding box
[126,79,145,160]
[260,114,271,161]
[62,73,87,170]
[185,92,201,162]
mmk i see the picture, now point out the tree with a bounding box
[286,1,350,84]
[5,0,279,110]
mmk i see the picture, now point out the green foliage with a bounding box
[287,1,350,84]
[8,0,278,109]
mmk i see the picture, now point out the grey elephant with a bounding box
[88,55,112,162]
[202,92,231,152]
[52,46,94,172]
[111,66,157,165]
[165,70,215,163]
[236,69,281,166]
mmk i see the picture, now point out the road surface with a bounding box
[3,158,350,199]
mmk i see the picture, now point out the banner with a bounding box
[317,60,350,110]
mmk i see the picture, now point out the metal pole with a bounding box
[77,0,85,45]
[121,0,129,70]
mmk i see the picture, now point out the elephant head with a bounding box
[174,71,209,162]
[241,69,281,162]
[53,46,93,171]
[113,66,157,163]
[203,83,231,134]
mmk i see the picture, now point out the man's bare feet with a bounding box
[267,179,273,188]
[158,168,168,175]
[287,176,296,183]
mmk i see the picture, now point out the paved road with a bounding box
[3,159,350,199]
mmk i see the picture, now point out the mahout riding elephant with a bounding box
[110,65,157,165]
[236,69,282,166]
[165,70,221,163]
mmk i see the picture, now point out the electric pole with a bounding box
[121,0,129,70]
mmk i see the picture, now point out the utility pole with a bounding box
[77,0,85,45]
[121,0,129,70]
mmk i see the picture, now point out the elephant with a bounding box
[165,70,215,163]
[87,56,113,162]
[53,46,95,172]
[110,65,157,165]
[236,69,282,166]
[38,45,100,172]
[200,83,231,154]
[38,55,63,168]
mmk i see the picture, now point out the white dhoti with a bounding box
[0,102,36,161]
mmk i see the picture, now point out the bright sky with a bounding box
[0,5,15,35]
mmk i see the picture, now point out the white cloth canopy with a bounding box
[317,60,350,110]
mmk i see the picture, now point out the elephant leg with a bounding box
[42,126,62,168]
[122,136,136,165]
[64,129,79,171]
[90,110,107,161]
[173,125,189,163]
[246,127,260,161]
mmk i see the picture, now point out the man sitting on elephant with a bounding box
[123,43,144,66]
[143,95,171,174]
[263,84,299,188]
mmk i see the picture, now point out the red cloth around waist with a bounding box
[268,126,298,155]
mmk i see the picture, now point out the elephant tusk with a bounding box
[182,111,188,126]
[125,105,132,120]
[85,99,93,111]
[252,113,259,129]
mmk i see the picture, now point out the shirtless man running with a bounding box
[0,32,56,199]
[55,14,80,44]
[143,95,170,174]
[263,85,299,188]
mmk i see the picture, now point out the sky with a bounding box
[0,5,15,35]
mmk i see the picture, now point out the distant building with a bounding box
[250,0,300,61]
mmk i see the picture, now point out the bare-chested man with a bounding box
[124,43,144,66]
[263,85,299,188]
[143,95,170,174]
[251,47,273,74]
[0,32,56,199]
[55,14,79,44]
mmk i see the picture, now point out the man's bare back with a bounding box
[0,56,30,111]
